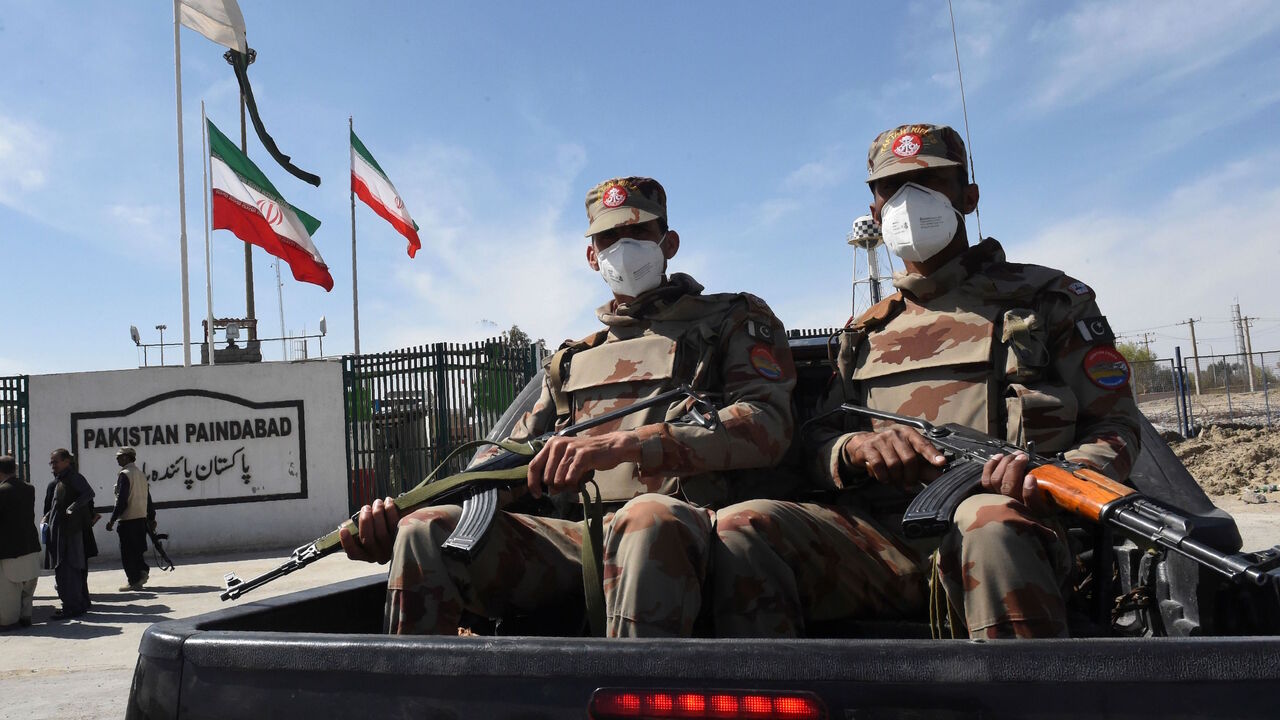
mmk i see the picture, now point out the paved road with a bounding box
[0,548,382,720]
[4,499,1278,720]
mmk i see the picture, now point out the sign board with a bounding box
[71,389,307,510]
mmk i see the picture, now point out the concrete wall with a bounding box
[29,360,347,559]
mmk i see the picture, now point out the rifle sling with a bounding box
[579,479,607,637]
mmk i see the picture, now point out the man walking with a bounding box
[105,447,155,591]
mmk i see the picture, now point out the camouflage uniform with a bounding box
[715,237,1142,639]
[387,177,797,638]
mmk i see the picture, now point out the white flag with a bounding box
[179,0,248,54]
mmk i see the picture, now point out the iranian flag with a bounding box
[209,119,333,291]
[351,130,421,258]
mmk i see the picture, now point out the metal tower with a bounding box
[846,215,897,319]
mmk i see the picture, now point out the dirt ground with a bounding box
[1165,424,1280,552]
[1169,424,1280,496]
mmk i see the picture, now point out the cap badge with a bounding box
[602,185,628,208]
[891,133,922,158]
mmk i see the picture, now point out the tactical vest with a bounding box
[840,263,1081,455]
[117,464,149,521]
[547,293,760,506]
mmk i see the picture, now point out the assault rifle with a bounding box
[148,523,176,572]
[221,385,719,601]
[829,404,1280,588]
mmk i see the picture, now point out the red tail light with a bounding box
[589,688,825,719]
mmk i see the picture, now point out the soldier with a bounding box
[712,124,1142,639]
[341,176,798,637]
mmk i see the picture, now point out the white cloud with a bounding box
[1028,0,1280,109]
[106,203,175,258]
[752,146,853,227]
[1010,154,1280,358]
[753,197,802,226]
[782,152,850,194]
[0,114,51,205]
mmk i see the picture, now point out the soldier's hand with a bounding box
[980,453,1052,514]
[528,431,643,498]
[106,520,115,532]
[339,496,400,564]
[842,426,947,489]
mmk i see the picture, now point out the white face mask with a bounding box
[595,234,666,297]
[879,182,962,263]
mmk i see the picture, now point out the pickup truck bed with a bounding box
[127,572,1280,720]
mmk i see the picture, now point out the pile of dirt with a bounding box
[1170,425,1280,496]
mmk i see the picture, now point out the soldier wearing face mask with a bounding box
[712,124,1142,640]
[345,175,799,638]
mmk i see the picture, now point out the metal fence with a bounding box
[1133,350,1279,431]
[0,376,30,481]
[342,338,546,514]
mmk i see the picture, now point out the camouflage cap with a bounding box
[583,176,667,237]
[866,124,967,184]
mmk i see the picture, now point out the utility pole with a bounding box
[1243,316,1258,392]
[1178,318,1202,395]
[1138,332,1156,357]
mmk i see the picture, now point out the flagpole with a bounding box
[350,116,360,355]
[202,100,216,367]
[173,0,192,367]
[276,261,286,359]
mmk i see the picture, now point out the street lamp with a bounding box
[156,324,168,365]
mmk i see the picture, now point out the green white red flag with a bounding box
[208,119,333,291]
[351,130,421,258]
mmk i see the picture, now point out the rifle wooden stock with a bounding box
[1026,463,1135,523]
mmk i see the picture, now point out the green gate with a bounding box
[0,376,30,481]
[343,338,544,513]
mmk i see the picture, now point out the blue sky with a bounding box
[2,1,1279,375]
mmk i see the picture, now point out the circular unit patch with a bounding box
[892,133,922,158]
[1083,346,1131,390]
[749,344,783,381]
[602,185,628,208]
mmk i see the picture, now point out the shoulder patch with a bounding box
[1068,281,1091,296]
[1076,316,1115,344]
[744,318,775,343]
[1083,346,1130,390]
[749,344,784,381]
